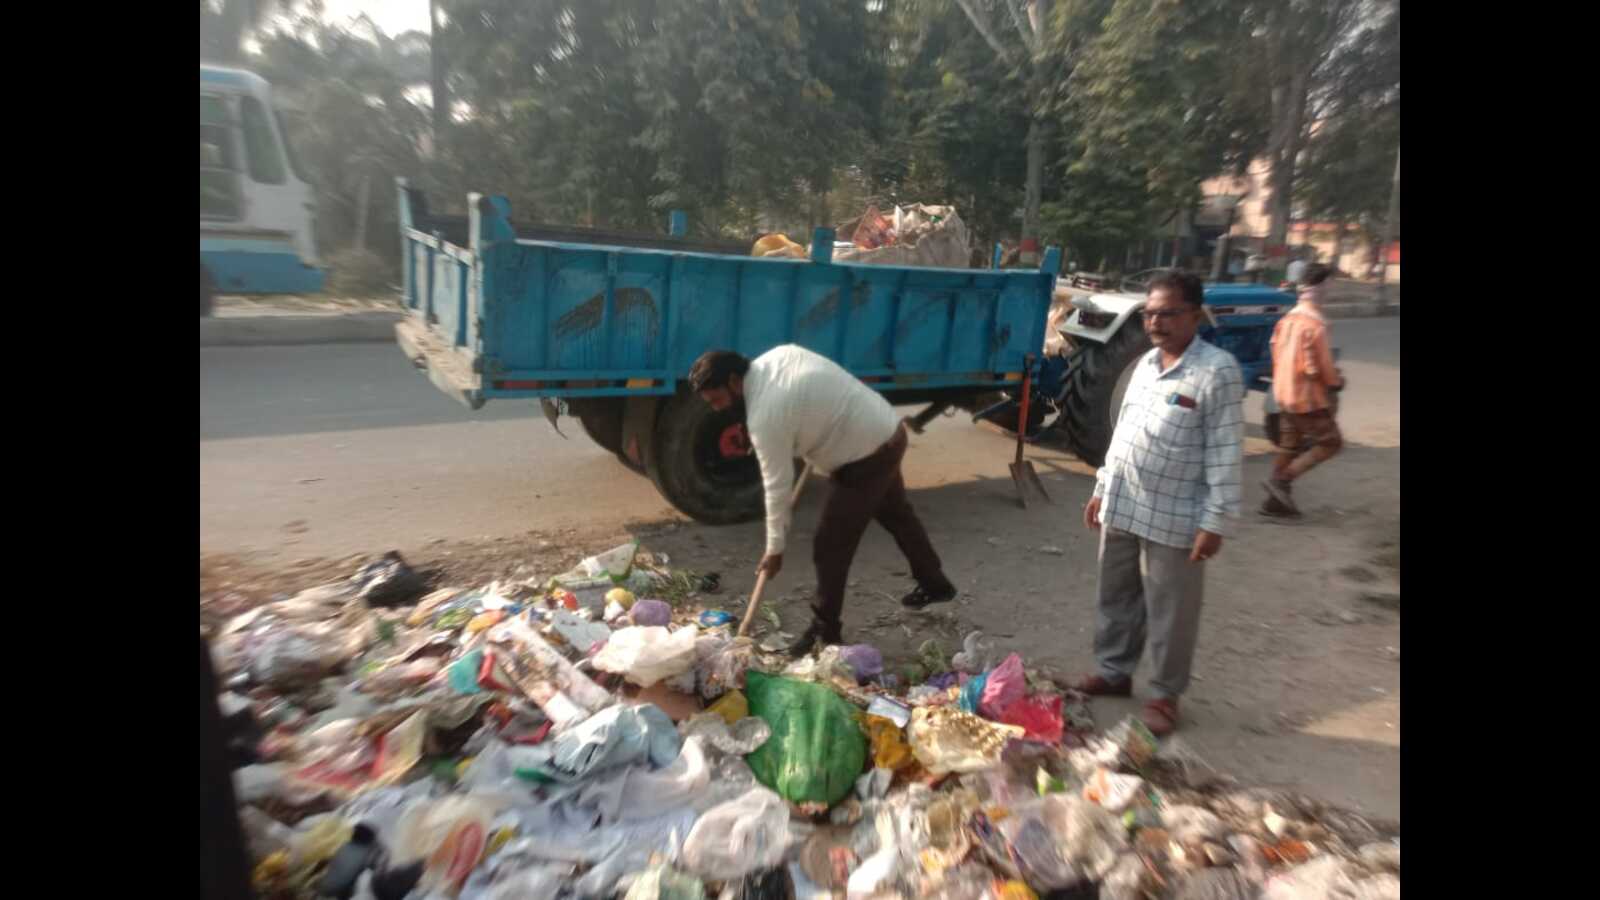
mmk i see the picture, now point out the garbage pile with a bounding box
[209,542,1400,899]
[751,203,972,269]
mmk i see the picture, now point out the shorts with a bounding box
[1276,408,1341,452]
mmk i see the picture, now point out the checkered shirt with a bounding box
[1092,336,1244,548]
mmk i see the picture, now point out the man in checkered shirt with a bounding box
[1072,271,1244,736]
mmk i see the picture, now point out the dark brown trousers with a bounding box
[811,424,953,627]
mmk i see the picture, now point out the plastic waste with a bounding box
[997,694,1065,744]
[681,711,772,758]
[608,587,638,610]
[250,627,343,689]
[550,610,612,654]
[359,658,443,695]
[1082,769,1146,814]
[951,631,993,674]
[681,786,797,881]
[696,633,757,699]
[353,551,428,607]
[959,671,990,714]
[837,644,883,681]
[582,541,641,580]
[861,714,916,771]
[239,804,295,862]
[594,625,700,687]
[1261,857,1375,900]
[707,689,748,725]
[317,823,384,899]
[484,615,613,719]
[392,795,506,896]
[908,706,1024,775]
[698,609,735,628]
[998,795,1125,891]
[1162,805,1229,845]
[508,703,682,783]
[866,696,912,728]
[624,863,707,900]
[630,599,674,627]
[990,881,1040,900]
[744,671,868,807]
[979,653,1026,718]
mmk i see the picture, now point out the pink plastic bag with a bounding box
[980,653,1026,719]
[998,693,1065,744]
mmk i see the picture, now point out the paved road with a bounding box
[201,317,1398,557]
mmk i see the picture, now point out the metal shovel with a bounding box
[1008,353,1053,508]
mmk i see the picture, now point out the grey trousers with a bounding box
[1094,527,1206,700]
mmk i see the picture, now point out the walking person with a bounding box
[688,345,959,657]
[1261,264,1344,518]
[1071,271,1244,736]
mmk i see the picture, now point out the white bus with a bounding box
[200,63,323,314]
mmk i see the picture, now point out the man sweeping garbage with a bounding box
[1073,272,1244,736]
[689,345,958,657]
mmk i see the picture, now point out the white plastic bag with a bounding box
[681,787,797,881]
[594,626,700,687]
[1082,768,1146,814]
[582,541,640,579]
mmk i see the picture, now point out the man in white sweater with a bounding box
[689,345,958,656]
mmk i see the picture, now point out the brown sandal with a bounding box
[1142,698,1179,736]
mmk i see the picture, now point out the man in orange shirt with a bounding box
[1262,264,1344,518]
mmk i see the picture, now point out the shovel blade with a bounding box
[1010,461,1051,508]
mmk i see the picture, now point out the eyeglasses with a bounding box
[1141,308,1192,321]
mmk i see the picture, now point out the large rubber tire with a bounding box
[645,388,766,524]
[568,397,645,473]
[1058,318,1151,466]
[201,266,216,317]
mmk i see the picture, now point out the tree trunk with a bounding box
[429,0,451,159]
[1266,68,1308,253]
[354,174,372,251]
[1022,118,1043,263]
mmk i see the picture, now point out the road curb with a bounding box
[200,311,404,347]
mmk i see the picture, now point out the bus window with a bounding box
[239,95,287,185]
[200,94,240,220]
[274,109,309,184]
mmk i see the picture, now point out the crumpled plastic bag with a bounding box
[550,610,612,654]
[595,626,699,687]
[860,714,916,771]
[249,627,346,689]
[507,703,681,783]
[959,672,990,714]
[582,541,641,580]
[566,735,712,826]
[999,795,1125,891]
[1082,769,1146,814]
[908,706,1024,775]
[744,672,868,807]
[393,794,507,897]
[681,786,798,881]
[681,712,772,757]
[630,599,674,627]
[951,631,992,674]
[997,693,1065,744]
[979,653,1026,719]
[624,862,706,900]
[837,644,883,681]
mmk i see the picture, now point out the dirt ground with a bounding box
[202,416,1400,823]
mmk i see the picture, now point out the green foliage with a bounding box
[212,0,1397,271]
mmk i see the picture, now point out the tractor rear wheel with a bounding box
[1058,317,1151,467]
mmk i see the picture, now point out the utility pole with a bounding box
[1376,147,1399,311]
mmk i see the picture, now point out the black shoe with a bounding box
[900,584,957,609]
[1261,479,1301,516]
[1258,494,1302,519]
[785,618,844,658]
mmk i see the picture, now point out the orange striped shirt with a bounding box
[1270,305,1341,414]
